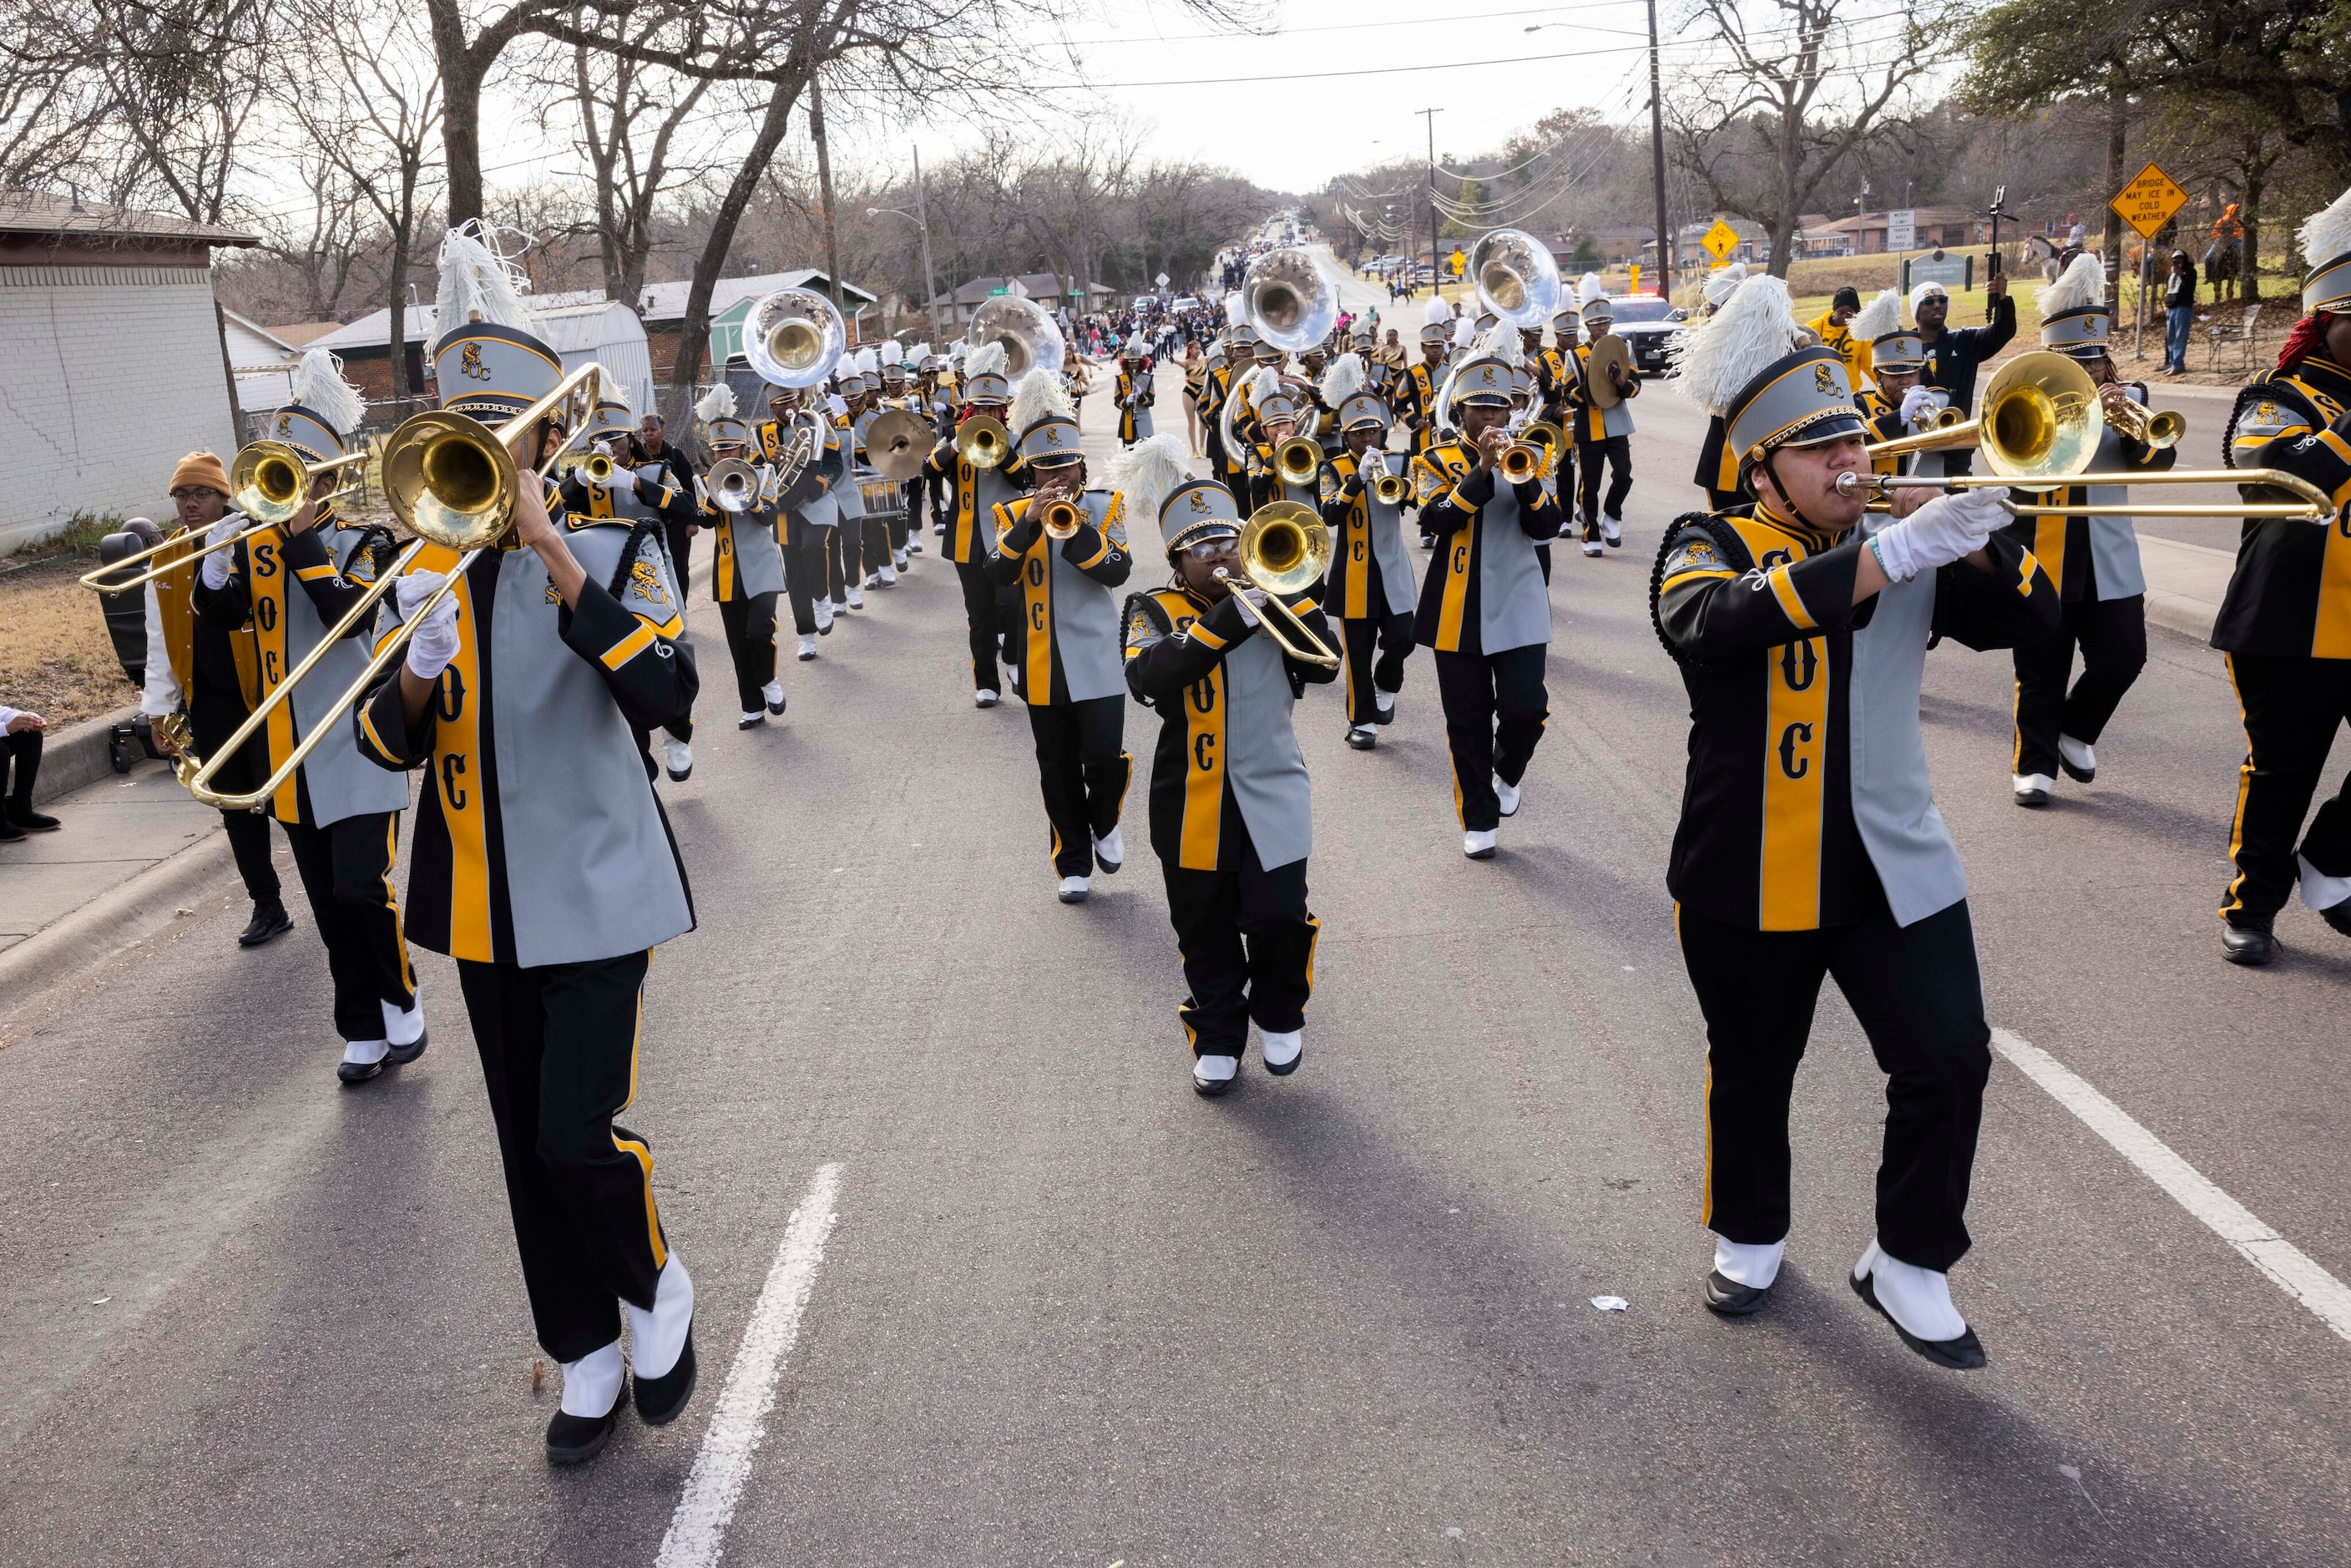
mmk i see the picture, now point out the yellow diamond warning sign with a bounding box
[2111,163,2188,240]
[1701,219,1741,261]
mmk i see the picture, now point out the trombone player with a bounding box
[354,230,702,1464]
[986,376,1133,903]
[2001,255,2175,810]
[194,353,424,1084]
[1120,461,1337,1096]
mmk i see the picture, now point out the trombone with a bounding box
[1217,502,1341,669]
[955,414,1012,470]
[169,363,608,813]
[80,442,371,593]
[1272,434,1323,488]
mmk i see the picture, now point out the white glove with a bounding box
[592,438,614,457]
[1228,585,1269,627]
[199,517,241,589]
[402,582,462,680]
[826,393,848,417]
[1898,386,1938,423]
[1868,488,2005,582]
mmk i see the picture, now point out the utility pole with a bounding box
[1646,0,1671,297]
[1418,106,1442,301]
[912,144,940,337]
[808,74,847,341]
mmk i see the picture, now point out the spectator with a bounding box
[2164,250,2197,375]
[0,705,58,842]
[2065,212,2086,250]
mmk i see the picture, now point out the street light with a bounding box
[868,154,942,336]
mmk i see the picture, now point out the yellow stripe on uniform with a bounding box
[2033,514,2068,595]
[440,572,493,963]
[1435,524,1473,652]
[1758,634,1830,931]
[599,620,657,670]
[1764,564,1816,632]
[1179,665,1226,870]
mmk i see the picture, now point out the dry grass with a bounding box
[0,550,142,726]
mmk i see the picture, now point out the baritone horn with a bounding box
[1221,501,1340,669]
[174,363,608,813]
[703,458,761,513]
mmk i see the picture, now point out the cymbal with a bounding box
[864,409,933,481]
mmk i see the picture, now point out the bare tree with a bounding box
[1669,0,1960,276]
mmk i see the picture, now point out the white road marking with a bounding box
[1992,1029,2351,1343]
[655,1162,844,1568]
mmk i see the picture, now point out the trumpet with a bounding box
[79,442,371,593]
[1273,434,1323,488]
[169,363,608,813]
[564,450,619,485]
[956,414,1012,470]
[1497,442,1548,484]
[1039,495,1084,539]
[2104,395,2186,451]
[1218,502,1341,670]
[704,458,762,513]
[1368,461,1409,506]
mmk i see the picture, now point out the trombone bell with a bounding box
[382,413,518,550]
[1274,435,1322,487]
[1228,501,1341,669]
[956,415,1011,470]
[230,440,372,527]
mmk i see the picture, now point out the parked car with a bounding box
[1605,295,1690,376]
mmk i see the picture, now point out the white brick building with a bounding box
[0,192,256,554]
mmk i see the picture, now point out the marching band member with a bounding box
[1412,333,1565,857]
[920,341,1022,706]
[849,346,900,589]
[690,390,789,727]
[1847,289,1931,470]
[1208,296,1253,505]
[1676,271,1792,515]
[874,341,917,571]
[750,382,840,663]
[1120,463,1337,1095]
[202,352,424,1083]
[1398,301,1450,465]
[988,373,1134,903]
[1317,359,1418,749]
[143,451,291,947]
[356,232,701,1462]
[2003,255,2172,808]
[1115,331,1156,445]
[2210,185,2351,964]
[1241,371,1318,514]
[571,393,701,778]
[832,354,878,604]
[1565,274,1636,555]
[1648,328,2055,1368]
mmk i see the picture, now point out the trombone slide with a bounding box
[1836,467,2333,523]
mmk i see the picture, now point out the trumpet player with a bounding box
[568,397,700,776]
[1115,331,1156,445]
[691,390,789,727]
[1649,334,2055,1369]
[356,266,701,1464]
[987,382,1134,903]
[2209,183,2351,964]
[1412,341,1564,858]
[1241,374,1318,514]
[1848,290,1938,474]
[200,357,424,1084]
[2003,255,2173,810]
[921,342,1022,706]
[1120,465,1337,1096]
[1319,376,1418,749]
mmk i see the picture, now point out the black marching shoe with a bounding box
[6,806,60,832]
[238,900,294,948]
[633,1329,698,1426]
[336,1054,385,1085]
[385,1031,428,1067]
[1849,1269,1986,1371]
[2320,898,2351,940]
[1344,724,1378,750]
[544,1401,621,1464]
[2221,920,2278,966]
[1703,1270,1771,1317]
[0,817,23,843]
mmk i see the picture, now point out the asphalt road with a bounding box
[2,348,2346,1568]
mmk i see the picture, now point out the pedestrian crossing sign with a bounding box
[2111,164,2187,240]
[1701,220,1741,261]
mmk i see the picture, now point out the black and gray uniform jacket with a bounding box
[1122,584,1337,873]
[2214,357,2351,659]
[986,490,1133,705]
[1649,503,2056,933]
[355,480,699,968]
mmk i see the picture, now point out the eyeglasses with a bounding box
[1182,539,1236,559]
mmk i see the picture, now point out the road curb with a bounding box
[2145,591,2217,644]
[29,705,139,807]
[0,823,236,1009]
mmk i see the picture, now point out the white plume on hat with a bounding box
[1224,291,1249,328]
[1319,352,1365,407]
[1850,287,1904,342]
[1451,316,1477,349]
[1009,366,1075,433]
[1577,272,1606,310]
[289,347,365,436]
[965,341,1009,380]
[1125,331,1149,355]
[878,340,904,367]
[434,221,533,332]
[1241,365,1284,409]
[2300,185,2351,270]
[855,346,880,376]
[1423,295,1454,326]
[1469,320,1524,370]
[1671,273,1799,417]
[909,341,931,363]
[1108,432,1193,526]
[2040,251,2107,317]
[694,384,736,422]
[1702,261,1748,309]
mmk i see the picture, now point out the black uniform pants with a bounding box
[192,693,281,904]
[458,949,669,1364]
[281,811,416,1041]
[2222,652,2351,927]
[3,727,43,817]
[715,591,779,713]
[1678,888,1992,1272]
[781,531,826,635]
[823,524,848,603]
[1433,644,1550,831]
[1340,607,1417,726]
[1163,841,1318,1057]
[1028,695,1130,876]
[1576,434,1633,527]
[950,559,1002,691]
[662,518,695,599]
[2011,594,2146,779]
